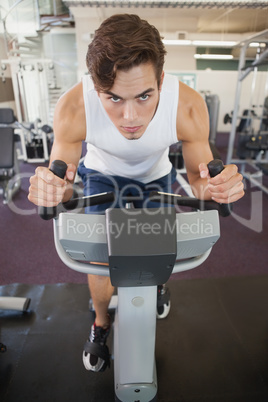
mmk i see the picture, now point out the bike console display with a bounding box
[106,208,177,287]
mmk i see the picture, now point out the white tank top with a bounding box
[82,73,179,183]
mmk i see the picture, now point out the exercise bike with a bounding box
[40,159,231,402]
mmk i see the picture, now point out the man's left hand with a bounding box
[199,163,245,204]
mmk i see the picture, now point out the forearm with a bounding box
[182,144,213,200]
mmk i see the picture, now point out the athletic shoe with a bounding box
[83,319,110,372]
[157,284,171,319]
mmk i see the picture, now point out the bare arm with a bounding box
[28,82,86,206]
[177,82,244,203]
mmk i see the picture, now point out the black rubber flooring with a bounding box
[1,276,268,402]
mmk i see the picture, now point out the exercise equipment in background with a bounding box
[0,108,53,204]
[0,294,31,355]
[16,118,53,163]
[226,30,268,194]
[0,108,21,204]
[204,92,220,145]
[224,105,268,165]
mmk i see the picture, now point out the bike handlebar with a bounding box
[149,191,231,217]
[38,160,114,220]
[150,159,232,217]
[39,159,232,220]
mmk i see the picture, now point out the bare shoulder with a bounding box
[178,81,205,109]
[53,82,86,143]
[176,81,209,142]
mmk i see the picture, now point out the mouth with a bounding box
[122,126,142,133]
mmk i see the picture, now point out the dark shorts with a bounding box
[77,162,177,213]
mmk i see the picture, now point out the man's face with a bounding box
[98,63,163,140]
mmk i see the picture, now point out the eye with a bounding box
[139,94,149,101]
[110,96,121,103]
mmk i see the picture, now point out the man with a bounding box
[28,14,244,372]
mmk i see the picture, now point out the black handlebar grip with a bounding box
[207,159,224,177]
[39,160,68,220]
[207,159,232,217]
[49,160,68,179]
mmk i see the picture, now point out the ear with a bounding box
[159,71,165,91]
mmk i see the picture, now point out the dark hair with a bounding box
[86,14,166,91]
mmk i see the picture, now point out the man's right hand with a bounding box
[28,164,76,207]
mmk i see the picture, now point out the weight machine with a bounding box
[0,58,55,202]
[15,118,53,164]
[0,58,56,165]
[226,30,268,194]
[0,107,53,204]
[0,108,21,204]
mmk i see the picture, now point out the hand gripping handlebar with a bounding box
[39,159,232,219]
[39,160,115,220]
[150,159,232,217]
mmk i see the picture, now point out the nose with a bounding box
[123,101,137,121]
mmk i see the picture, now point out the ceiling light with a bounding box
[249,42,267,47]
[163,39,192,46]
[162,39,238,47]
[192,40,237,47]
[194,54,234,60]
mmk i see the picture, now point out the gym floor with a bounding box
[1,277,268,402]
[1,134,268,401]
